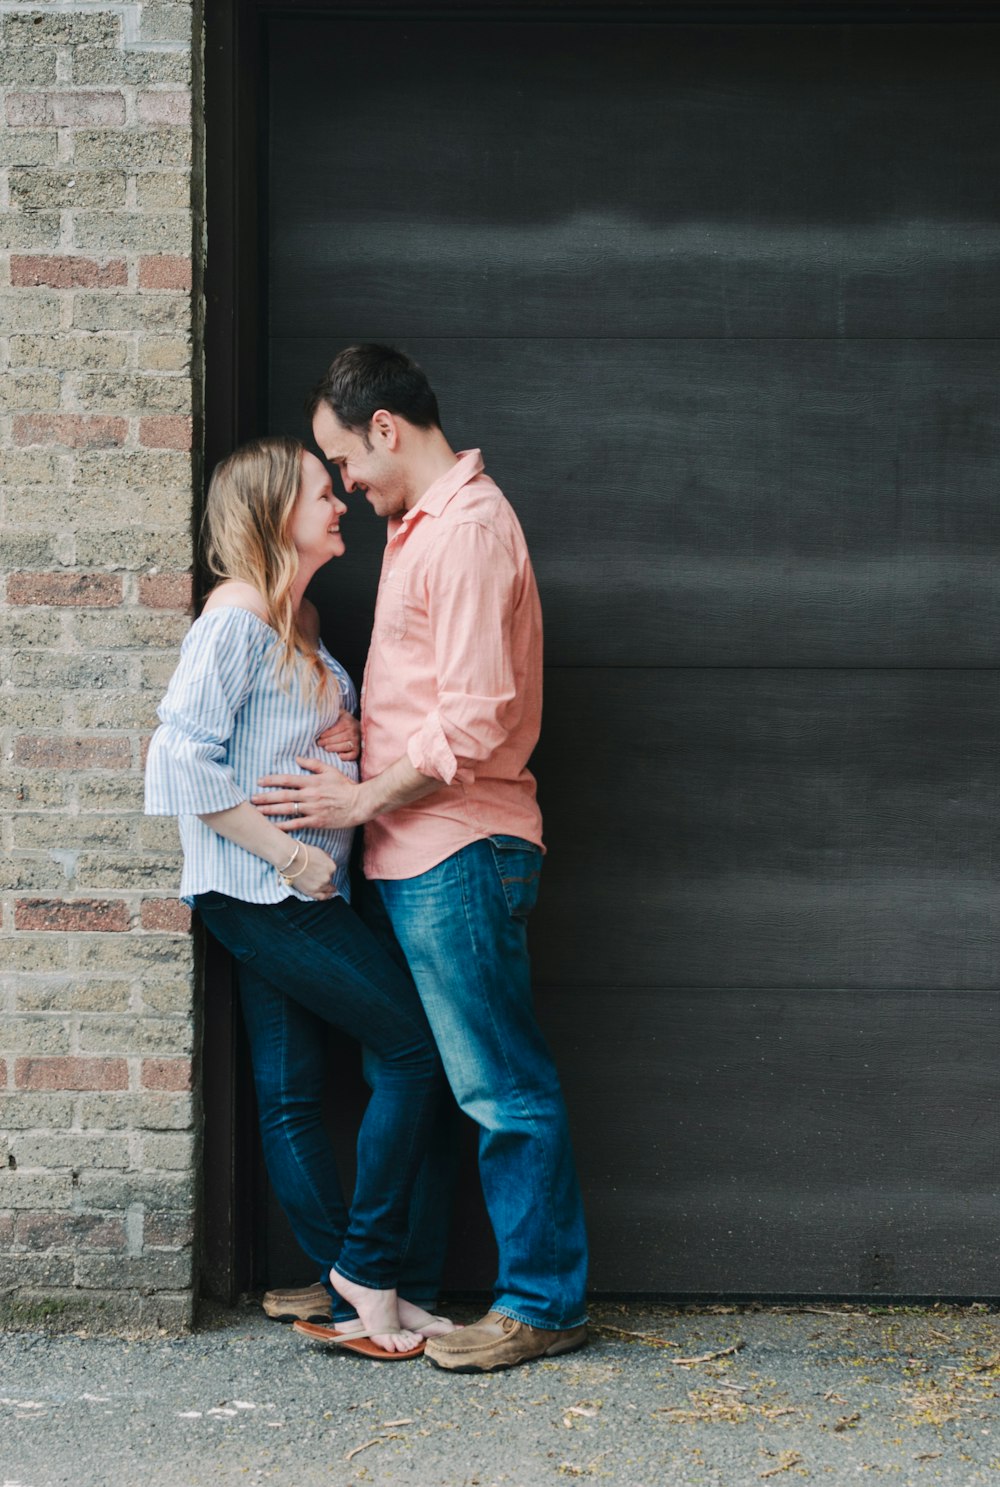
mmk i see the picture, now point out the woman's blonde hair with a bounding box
[202,435,330,696]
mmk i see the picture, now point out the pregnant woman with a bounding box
[145,435,451,1358]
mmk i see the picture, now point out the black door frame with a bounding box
[202,0,998,1303]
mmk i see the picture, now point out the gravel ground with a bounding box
[3,1301,1000,1486]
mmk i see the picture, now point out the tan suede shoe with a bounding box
[261,1281,332,1323]
[424,1310,587,1371]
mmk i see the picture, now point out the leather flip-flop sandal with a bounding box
[292,1319,426,1360]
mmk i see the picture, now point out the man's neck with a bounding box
[402,430,459,510]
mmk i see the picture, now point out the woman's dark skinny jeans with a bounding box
[195,890,445,1290]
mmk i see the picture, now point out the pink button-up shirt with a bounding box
[360,449,544,880]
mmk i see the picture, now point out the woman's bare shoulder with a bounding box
[201,581,270,623]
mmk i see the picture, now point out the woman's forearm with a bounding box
[199,801,339,900]
[199,801,303,869]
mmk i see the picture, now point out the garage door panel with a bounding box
[269,19,1000,339]
[272,336,1000,668]
[263,11,1000,1297]
[535,986,1000,1294]
[530,668,1000,989]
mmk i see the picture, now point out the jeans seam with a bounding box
[455,845,561,1307]
[266,989,340,1276]
[491,1303,589,1330]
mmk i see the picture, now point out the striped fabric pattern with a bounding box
[144,605,357,906]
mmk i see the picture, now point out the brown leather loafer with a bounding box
[262,1281,332,1323]
[424,1310,587,1372]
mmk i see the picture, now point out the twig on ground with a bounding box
[759,1451,803,1478]
[344,1433,402,1462]
[673,1342,744,1367]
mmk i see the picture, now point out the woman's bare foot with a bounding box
[332,1299,457,1339]
[397,1299,459,1338]
[328,1268,422,1353]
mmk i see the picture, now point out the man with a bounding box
[255,344,588,1371]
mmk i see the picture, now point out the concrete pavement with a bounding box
[3,1300,1000,1485]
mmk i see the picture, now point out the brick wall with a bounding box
[0,3,202,1330]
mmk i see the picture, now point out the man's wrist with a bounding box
[351,778,379,827]
[352,757,437,824]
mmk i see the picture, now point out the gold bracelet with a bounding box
[277,841,302,874]
[281,845,310,883]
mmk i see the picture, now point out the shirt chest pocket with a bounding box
[376,565,410,641]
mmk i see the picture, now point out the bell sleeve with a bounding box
[144,609,263,817]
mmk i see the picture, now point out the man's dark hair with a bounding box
[305,344,441,442]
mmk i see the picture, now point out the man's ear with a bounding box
[370,409,400,449]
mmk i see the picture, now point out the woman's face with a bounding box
[289,450,347,564]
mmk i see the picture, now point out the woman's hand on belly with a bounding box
[287,842,340,900]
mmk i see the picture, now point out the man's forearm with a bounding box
[355,754,439,824]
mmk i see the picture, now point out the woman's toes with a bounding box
[374,1328,422,1353]
[418,1317,457,1338]
[396,1299,458,1336]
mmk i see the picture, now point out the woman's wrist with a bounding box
[280,843,310,883]
[263,828,302,869]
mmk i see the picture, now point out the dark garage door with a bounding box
[261,13,1000,1295]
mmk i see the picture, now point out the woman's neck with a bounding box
[290,559,321,614]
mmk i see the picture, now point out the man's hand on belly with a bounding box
[253,757,363,832]
[254,753,439,831]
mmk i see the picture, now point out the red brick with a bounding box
[15,1213,126,1250]
[140,899,191,933]
[15,899,130,933]
[10,255,127,289]
[144,1211,194,1248]
[141,1059,192,1092]
[13,414,127,449]
[137,92,190,128]
[4,93,48,127]
[7,572,123,607]
[14,736,130,770]
[6,92,125,128]
[138,256,192,291]
[16,1056,129,1091]
[138,573,193,611]
[139,415,191,450]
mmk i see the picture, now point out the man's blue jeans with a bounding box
[369,836,589,1330]
[195,891,449,1307]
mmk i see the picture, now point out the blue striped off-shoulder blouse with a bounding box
[144,605,357,906]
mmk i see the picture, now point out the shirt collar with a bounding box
[401,449,484,524]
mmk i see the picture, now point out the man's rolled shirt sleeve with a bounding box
[405,522,517,786]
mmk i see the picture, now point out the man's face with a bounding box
[312,404,406,519]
